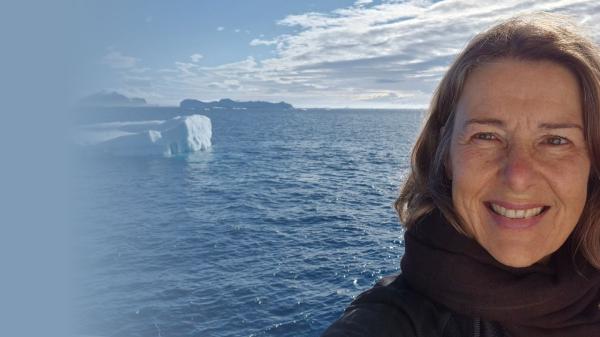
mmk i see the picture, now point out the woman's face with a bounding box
[449,58,590,268]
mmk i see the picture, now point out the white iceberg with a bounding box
[74,115,212,156]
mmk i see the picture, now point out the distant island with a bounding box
[180,98,294,111]
[77,92,294,111]
[78,91,148,107]
[73,92,296,124]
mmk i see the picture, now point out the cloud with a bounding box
[249,38,280,46]
[190,53,203,62]
[356,90,414,102]
[102,49,138,70]
[217,26,225,31]
[107,0,600,107]
[355,0,374,6]
[174,61,199,77]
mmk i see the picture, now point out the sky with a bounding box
[69,0,600,108]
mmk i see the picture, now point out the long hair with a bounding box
[395,13,600,269]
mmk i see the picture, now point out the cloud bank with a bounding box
[106,0,600,108]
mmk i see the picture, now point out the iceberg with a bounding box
[74,115,212,156]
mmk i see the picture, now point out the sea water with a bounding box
[71,108,424,337]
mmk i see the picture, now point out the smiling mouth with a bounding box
[486,202,550,219]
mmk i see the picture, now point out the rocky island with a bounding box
[180,98,294,111]
[74,92,296,124]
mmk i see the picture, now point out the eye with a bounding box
[544,136,569,146]
[473,132,497,141]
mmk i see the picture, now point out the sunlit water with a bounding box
[71,108,423,337]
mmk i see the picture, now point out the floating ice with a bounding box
[74,115,212,156]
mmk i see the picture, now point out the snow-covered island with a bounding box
[74,115,212,157]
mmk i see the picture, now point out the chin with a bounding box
[489,249,543,268]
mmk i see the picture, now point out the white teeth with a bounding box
[524,208,539,218]
[490,203,544,219]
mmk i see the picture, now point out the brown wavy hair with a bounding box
[395,13,600,269]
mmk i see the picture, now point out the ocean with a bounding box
[71,108,424,337]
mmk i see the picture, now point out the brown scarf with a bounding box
[400,210,600,337]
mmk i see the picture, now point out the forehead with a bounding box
[455,58,583,125]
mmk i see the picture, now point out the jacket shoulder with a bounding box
[321,274,467,337]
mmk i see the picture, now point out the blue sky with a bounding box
[70,0,600,108]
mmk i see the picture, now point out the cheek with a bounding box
[450,175,484,240]
[552,169,589,219]
[449,147,497,222]
[542,153,590,214]
[450,145,499,191]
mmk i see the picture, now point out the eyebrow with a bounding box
[538,122,583,130]
[464,118,583,130]
[464,118,504,127]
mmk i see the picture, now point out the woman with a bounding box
[322,13,600,337]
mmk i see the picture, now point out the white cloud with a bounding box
[174,61,199,77]
[217,26,225,31]
[102,50,138,70]
[356,90,414,102]
[249,38,279,46]
[190,53,203,62]
[109,0,600,107]
[234,28,241,33]
[355,0,374,6]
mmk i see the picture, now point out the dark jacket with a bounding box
[322,274,508,337]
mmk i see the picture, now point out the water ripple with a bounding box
[72,109,421,337]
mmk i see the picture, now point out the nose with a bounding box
[501,144,538,192]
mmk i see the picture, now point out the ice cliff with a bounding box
[74,115,212,156]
